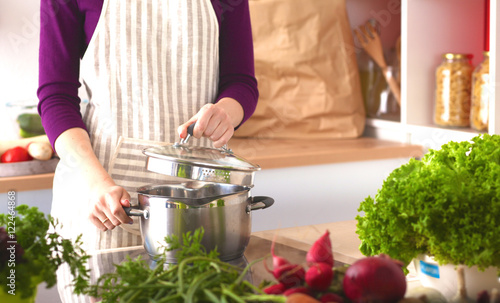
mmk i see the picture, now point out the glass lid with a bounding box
[142,144,261,172]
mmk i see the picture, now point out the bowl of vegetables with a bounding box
[356,134,500,300]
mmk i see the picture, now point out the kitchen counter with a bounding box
[1,137,423,193]
[229,137,423,170]
[252,220,420,287]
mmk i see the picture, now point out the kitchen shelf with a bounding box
[364,0,497,150]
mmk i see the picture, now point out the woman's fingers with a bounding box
[212,127,233,148]
[89,186,132,231]
[180,103,234,147]
[89,212,108,231]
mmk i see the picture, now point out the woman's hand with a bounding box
[88,178,133,231]
[54,127,133,231]
[178,97,244,148]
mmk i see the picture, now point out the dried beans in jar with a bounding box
[434,53,473,127]
[470,51,489,132]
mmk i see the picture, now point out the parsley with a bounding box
[356,134,500,272]
[0,205,90,299]
[85,228,286,303]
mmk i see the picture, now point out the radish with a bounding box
[263,283,287,295]
[306,230,334,267]
[283,286,312,296]
[305,262,333,292]
[271,263,306,289]
[319,293,345,303]
[271,234,290,268]
[342,254,406,303]
[263,254,305,288]
[264,235,305,288]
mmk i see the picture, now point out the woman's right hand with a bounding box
[54,127,133,231]
[88,178,134,231]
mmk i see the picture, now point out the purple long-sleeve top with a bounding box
[38,0,258,148]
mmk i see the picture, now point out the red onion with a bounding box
[343,254,406,303]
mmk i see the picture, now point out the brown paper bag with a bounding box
[235,0,365,139]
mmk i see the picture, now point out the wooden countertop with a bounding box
[228,136,422,169]
[252,220,364,265]
[253,220,421,288]
[1,137,423,192]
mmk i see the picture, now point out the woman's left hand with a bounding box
[178,98,244,148]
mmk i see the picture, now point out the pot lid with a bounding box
[141,124,260,186]
[142,144,260,172]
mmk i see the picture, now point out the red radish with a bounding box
[305,262,334,292]
[283,286,312,296]
[343,254,407,303]
[271,234,290,268]
[264,235,305,288]
[264,257,305,289]
[306,230,334,267]
[263,283,287,295]
[319,293,345,303]
[272,263,306,289]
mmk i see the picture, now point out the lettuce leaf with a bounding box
[356,134,500,270]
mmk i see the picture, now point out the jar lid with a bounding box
[442,53,473,60]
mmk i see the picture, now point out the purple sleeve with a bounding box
[214,0,259,128]
[37,0,89,148]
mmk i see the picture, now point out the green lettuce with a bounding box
[356,134,500,270]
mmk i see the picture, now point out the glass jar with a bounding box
[358,49,381,118]
[367,65,400,121]
[434,53,473,127]
[470,51,490,132]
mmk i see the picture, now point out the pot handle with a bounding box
[123,207,150,219]
[249,196,274,211]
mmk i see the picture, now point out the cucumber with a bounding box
[16,113,45,136]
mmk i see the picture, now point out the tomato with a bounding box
[0,146,32,163]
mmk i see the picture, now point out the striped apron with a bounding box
[51,0,219,301]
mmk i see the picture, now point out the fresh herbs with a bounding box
[85,228,286,303]
[356,134,500,271]
[0,205,90,298]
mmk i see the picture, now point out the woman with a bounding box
[38,0,257,301]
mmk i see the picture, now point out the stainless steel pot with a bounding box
[124,181,273,262]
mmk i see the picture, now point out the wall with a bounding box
[250,156,408,232]
[0,0,41,140]
[0,189,52,215]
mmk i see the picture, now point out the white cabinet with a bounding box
[363,0,497,151]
